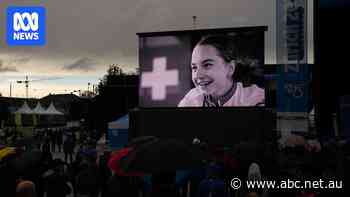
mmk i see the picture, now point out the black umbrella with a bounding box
[120,138,208,173]
[229,141,262,162]
[127,136,158,148]
[12,150,43,176]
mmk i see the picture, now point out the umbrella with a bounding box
[107,136,159,176]
[228,141,262,163]
[127,136,158,148]
[108,147,144,176]
[12,150,43,176]
[0,147,16,162]
[120,138,208,173]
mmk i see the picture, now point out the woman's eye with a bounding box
[203,63,212,69]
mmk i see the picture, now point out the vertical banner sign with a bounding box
[277,64,311,114]
[277,0,307,64]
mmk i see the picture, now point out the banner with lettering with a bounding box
[277,0,307,64]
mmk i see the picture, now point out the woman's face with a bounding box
[191,44,234,97]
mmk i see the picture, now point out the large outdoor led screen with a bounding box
[138,26,267,108]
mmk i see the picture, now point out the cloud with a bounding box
[0,59,18,73]
[8,57,31,65]
[63,57,98,71]
[0,0,278,71]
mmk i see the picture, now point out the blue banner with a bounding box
[277,64,311,113]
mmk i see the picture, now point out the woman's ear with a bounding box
[228,60,235,76]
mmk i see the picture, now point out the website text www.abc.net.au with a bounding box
[230,177,344,190]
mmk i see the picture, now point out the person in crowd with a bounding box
[1,152,18,197]
[50,130,56,153]
[196,162,225,197]
[151,171,177,197]
[75,156,99,197]
[63,137,74,164]
[97,151,112,197]
[105,173,141,197]
[72,131,77,145]
[44,159,71,197]
[42,138,51,154]
[56,129,63,153]
[0,129,6,144]
[16,180,37,197]
[178,35,264,107]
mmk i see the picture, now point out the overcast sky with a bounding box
[0,0,313,98]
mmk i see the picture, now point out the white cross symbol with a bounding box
[141,57,179,100]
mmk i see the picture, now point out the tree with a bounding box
[97,64,125,95]
[88,64,139,138]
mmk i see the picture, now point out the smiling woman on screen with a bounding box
[178,35,265,107]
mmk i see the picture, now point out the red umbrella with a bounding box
[108,147,144,176]
[108,136,159,176]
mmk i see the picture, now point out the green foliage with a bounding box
[97,64,125,95]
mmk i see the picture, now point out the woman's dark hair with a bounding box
[196,35,237,63]
[196,34,264,87]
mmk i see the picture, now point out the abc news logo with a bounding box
[7,6,46,46]
[14,12,39,40]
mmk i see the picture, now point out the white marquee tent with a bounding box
[32,102,47,114]
[44,102,64,115]
[15,101,34,114]
[14,102,64,115]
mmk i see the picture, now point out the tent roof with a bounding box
[32,102,47,114]
[15,101,34,114]
[108,114,128,129]
[44,102,64,115]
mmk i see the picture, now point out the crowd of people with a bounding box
[0,128,246,197]
[0,127,348,197]
[0,128,100,197]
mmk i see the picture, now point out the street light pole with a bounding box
[88,83,91,97]
[17,75,29,98]
[10,82,12,97]
[25,76,29,98]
